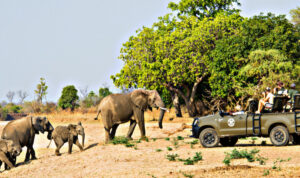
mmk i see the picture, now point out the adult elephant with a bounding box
[94,89,166,143]
[1,116,54,166]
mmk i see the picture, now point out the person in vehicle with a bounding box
[273,81,288,96]
[288,83,298,103]
[256,87,275,114]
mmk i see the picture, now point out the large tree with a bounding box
[112,13,243,116]
[58,85,79,111]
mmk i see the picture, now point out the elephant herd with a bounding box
[0,89,166,172]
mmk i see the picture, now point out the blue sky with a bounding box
[0,0,299,102]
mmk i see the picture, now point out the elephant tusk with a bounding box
[159,107,169,112]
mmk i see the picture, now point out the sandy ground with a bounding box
[0,118,300,177]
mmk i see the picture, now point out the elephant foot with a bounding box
[31,157,37,160]
[126,136,133,140]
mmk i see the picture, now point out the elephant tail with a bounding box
[47,137,52,148]
[94,108,101,120]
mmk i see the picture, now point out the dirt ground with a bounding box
[0,111,300,177]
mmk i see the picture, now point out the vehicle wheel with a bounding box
[220,137,238,147]
[292,135,300,145]
[269,126,289,146]
[199,128,219,148]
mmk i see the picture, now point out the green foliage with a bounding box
[110,136,137,149]
[177,152,203,165]
[235,49,298,98]
[99,87,112,99]
[210,13,299,101]
[110,136,129,145]
[272,157,291,171]
[166,154,179,161]
[177,136,184,140]
[167,147,173,151]
[180,171,194,178]
[58,85,79,111]
[155,149,162,152]
[223,149,260,166]
[189,139,199,148]
[165,138,170,141]
[168,0,240,19]
[263,169,270,176]
[256,155,268,165]
[80,91,100,109]
[4,103,22,113]
[34,78,48,103]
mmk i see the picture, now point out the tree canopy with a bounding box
[112,0,300,116]
[58,85,79,111]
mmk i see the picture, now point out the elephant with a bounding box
[0,139,22,169]
[47,122,85,156]
[1,116,54,166]
[94,89,166,143]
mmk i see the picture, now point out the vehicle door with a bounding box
[219,114,247,136]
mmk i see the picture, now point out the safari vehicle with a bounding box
[191,95,300,148]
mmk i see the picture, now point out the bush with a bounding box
[58,85,79,111]
[223,148,260,166]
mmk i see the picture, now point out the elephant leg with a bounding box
[110,124,119,140]
[25,146,31,162]
[4,154,15,170]
[104,127,111,144]
[68,137,74,154]
[0,152,14,169]
[29,146,37,160]
[134,109,146,139]
[74,138,83,151]
[54,138,64,156]
[126,120,137,140]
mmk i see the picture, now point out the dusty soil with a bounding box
[0,112,300,177]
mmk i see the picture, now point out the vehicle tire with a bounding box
[220,137,238,147]
[292,135,300,145]
[269,126,289,146]
[199,128,219,148]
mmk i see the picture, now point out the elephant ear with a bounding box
[130,90,149,110]
[0,139,9,153]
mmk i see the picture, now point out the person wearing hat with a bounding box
[288,83,298,102]
[256,87,275,114]
[273,81,288,96]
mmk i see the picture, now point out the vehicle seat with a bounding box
[264,96,288,113]
[293,94,300,112]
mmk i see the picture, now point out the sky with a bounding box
[0,0,299,103]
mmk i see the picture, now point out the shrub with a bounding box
[177,136,184,140]
[167,147,173,151]
[156,149,162,152]
[223,149,260,166]
[166,154,179,161]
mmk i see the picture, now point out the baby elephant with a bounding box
[0,139,22,169]
[48,122,85,156]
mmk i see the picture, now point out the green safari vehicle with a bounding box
[191,95,300,147]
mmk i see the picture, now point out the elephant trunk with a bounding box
[158,109,166,129]
[82,133,85,148]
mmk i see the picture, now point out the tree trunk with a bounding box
[165,75,205,117]
[171,92,182,117]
